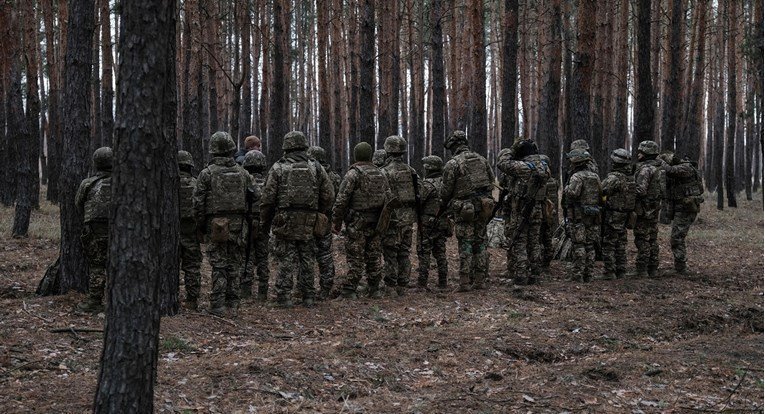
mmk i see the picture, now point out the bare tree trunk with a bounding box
[611,0,629,152]
[317,0,331,156]
[658,0,682,151]
[101,0,114,147]
[42,0,61,203]
[268,0,289,160]
[359,0,375,146]
[468,0,486,155]
[570,0,596,149]
[725,0,737,207]
[430,0,446,158]
[501,0,518,149]
[681,0,707,165]
[90,3,101,152]
[331,0,344,166]
[241,0,252,140]
[535,0,561,178]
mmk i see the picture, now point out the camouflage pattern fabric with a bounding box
[316,233,335,294]
[416,175,449,288]
[206,222,244,309]
[242,172,270,298]
[633,216,659,275]
[381,156,418,289]
[486,218,507,248]
[342,223,384,295]
[670,210,697,272]
[272,239,317,301]
[568,218,600,281]
[81,224,108,307]
[179,219,202,301]
[453,208,489,289]
[633,157,666,275]
[601,211,628,277]
[563,168,602,281]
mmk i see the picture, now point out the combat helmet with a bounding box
[282,131,308,151]
[354,142,374,162]
[93,147,113,172]
[444,131,468,150]
[514,139,539,159]
[570,139,590,151]
[209,131,236,156]
[422,155,444,172]
[178,150,194,168]
[567,148,592,165]
[637,140,659,155]
[243,150,267,171]
[307,146,328,164]
[373,149,387,167]
[610,148,631,164]
[384,135,407,155]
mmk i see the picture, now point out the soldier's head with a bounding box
[93,147,113,172]
[384,135,407,156]
[610,148,632,170]
[244,135,261,151]
[567,149,591,171]
[209,131,236,157]
[282,131,308,153]
[422,155,444,176]
[177,150,194,173]
[372,149,387,167]
[514,139,539,159]
[637,140,659,161]
[658,150,679,165]
[307,146,329,166]
[498,147,514,161]
[243,150,267,174]
[570,139,590,152]
[444,130,468,153]
[354,142,374,163]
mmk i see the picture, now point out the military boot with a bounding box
[302,297,315,308]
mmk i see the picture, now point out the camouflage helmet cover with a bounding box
[637,140,659,155]
[354,142,374,162]
[444,130,468,149]
[209,131,236,155]
[243,150,267,170]
[498,147,514,160]
[307,146,327,164]
[177,150,194,167]
[372,149,387,167]
[422,155,444,171]
[383,135,407,154]
[610,148,632,164]
[282,130,309,151]
[93,146,113,172]
[567,148,592,165]
[570,139,590,151]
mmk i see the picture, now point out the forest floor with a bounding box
[0,191,762,413]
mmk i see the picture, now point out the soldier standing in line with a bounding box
[308,146,342,300]
[177,150,202,310]
[569,139,600,175]
[193,131,254,317]
[632,140,666,278]
[416,155,450,289]
[74,147,113,313]
[659,151,704,275]
[539,153,559,270]
[260,131,335,307]
[380,135,419,296]
[373,149,387,168]
[332,142,393,298]
[497,139,551,285]
[496,147,516,278]
[440,131,496,292]
[600,148,636,280]
[240,150,267,299]
[563,149,602,282]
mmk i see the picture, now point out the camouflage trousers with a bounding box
[568,218,599,281]
[504,204,543,281]
[272,238,317,301]
[207,238,243,310]
[241,235,270,296]
[416,226,448,287]
[454,218,489,288]
[670,209,697,271]
[179,223,201,302]
[382,222,413,288]
[342,223,383,294]
[602,211,628,276]
[540,216,556,266]
[633,215,659,273]
[316,233,335,293]
[82,223,109,305]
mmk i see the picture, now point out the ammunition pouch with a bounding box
[210,217,231,243]
[314,213,330,237]
[477,197,495,223]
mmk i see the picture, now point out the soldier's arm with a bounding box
[665,163,694,178]
[634,166,651,197]
[192,170,210,229]
[600,174,619,196]
[563,175,582,201]
[259,167,279,229]
[332,170,357,228]
[317,164,335,214]
[439,162,456,212]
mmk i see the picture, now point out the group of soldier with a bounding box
[73,128,703,317]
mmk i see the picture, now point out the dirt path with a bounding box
[0,194,762,413]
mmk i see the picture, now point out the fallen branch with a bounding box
[22,301,53,324]
[50,327,103,333]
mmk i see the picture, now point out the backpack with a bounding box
[645,160,666,201]
[208,164,248,214]
[606,172,636,211]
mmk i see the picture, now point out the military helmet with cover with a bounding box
[444,130,468,150]
[383,135,407,154]
[354,142,373,162]
[372,149,386,166]
[567,148,591,165]
[637,140,659,155]
[422,155,444,171]
[570,139,590,151]
[307,146,327,164]
[282,131,308,151]
[209,131,236,156]
[514,139,539,159]
[243,150,266,171]
[610,148,631,164]
[93,146,113,172]
[177,150,194,168]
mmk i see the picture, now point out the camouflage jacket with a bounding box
[179,170,197,222]
[665,161,703,209]
[635,158,666,201]
[497,153,551,202]
[564,169,601,209]
[440,145,495,211]
[601,165,636,212]
[75,172,111,224]
[382,156,419,226]
[193,156,254,227]
[332,162,393,229]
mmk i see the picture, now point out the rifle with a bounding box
[241,187,256,281]
[486,185,509,224]
[412,172,424,249]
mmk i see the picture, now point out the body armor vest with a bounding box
[421,177,442,216]
[350,163,388,211]
[207,164,247,214]
[572,170,601,206]
[277,160,320,210]
[179,173,196,219]
[639,160,666,201]
[669,164,703,200]
[605,171,636,211]
[453,151,492,198]
[384,161,416,204]
[84,176,111,223]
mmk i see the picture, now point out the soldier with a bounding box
[440,131,496,291]
[659,152,704,275]
[416,155,450,289]
[74,147,113,313]
[240,150,268,300]
[193,131,253,317]
[569,139,599,175]
[261,131,335,307]
[497,139,551,285]
[178,151,202,310]
[563,149,602,282]
[235,135,262,164]
[373,149,387,168]
[632,140,666,277]
[600,148,636,279]
[496,147,515,278]
[380,135,418,295]
[539,154,559,269]
[307,146,341,299]
[332,142,393,298]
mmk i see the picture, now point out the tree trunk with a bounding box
[268,0,289,160]
[658,0,682,151]
[347,1,360,157]
[430,0,446,158]
[681,0,707,165]
[570,0,596,149]
[331,0,344,166]
[59,0,95,293]
[359,0,375,147]
[468,0,486,156]
[101,0,114,147]
[611,0,629,152]
[725,0,737,207]
[42,0,61,203]
[241,0,252,140]
[635,0,654,154]
[317,0,331,156]
[91,4,102,151]
[535,0,561,179]
[501,0,518,149]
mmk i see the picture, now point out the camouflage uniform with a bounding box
[178,151,202,308]
[440,131,496,291]
[194,132,254,316]
[633,141,666,277]
[373,149,387,168]
[497,140,551,285]
[538,155,559,268]
[381,136,418,294]
[416,156,450,289]
[569,139,600,175]
[241,150,267,300]
[563,149,602,282]
[308,146,342,299]
[661,154,703,274]
[600,149,635,279]
[261,132,335,307]
[333,142,392,298]
[74,147,113,313]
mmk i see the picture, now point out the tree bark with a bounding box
[101,0,114,147]
[268,0,289,160]
[430,0,446,158]
[535,0,561,178]
[570,0,596,149]
[634,0,654,154]
[468,0,487,156]
[501,0,518,149]
[90,3,102,151]
[317,0,331,158]
[725,0,737,207]
[59,0,95,293]
[359,0,375,147]
[681,0,707,165]
[42,0,61,203]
